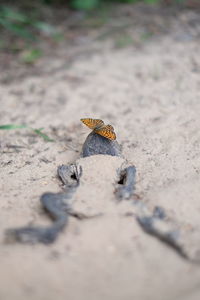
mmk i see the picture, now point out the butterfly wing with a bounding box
[81,118,104,130]
[106,125,114,131]
[95,125,116,140]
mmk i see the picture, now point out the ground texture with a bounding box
[1,4,200,300]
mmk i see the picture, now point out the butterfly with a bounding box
[81,118,116,140]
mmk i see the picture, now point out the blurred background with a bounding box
[0,0,199,71]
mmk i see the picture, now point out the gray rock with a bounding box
[81,131,121,157]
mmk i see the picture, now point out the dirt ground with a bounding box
[1,4,200,300]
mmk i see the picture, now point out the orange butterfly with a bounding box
[81,118,116,140]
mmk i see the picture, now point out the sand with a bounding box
[1,5,200,300]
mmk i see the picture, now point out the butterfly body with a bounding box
[81,118,116,140]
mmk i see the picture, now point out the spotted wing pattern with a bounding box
[81,118,104,130]
[106,125,114,131]
[95,125,116,140]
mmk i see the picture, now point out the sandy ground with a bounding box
[1,5,200,300]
